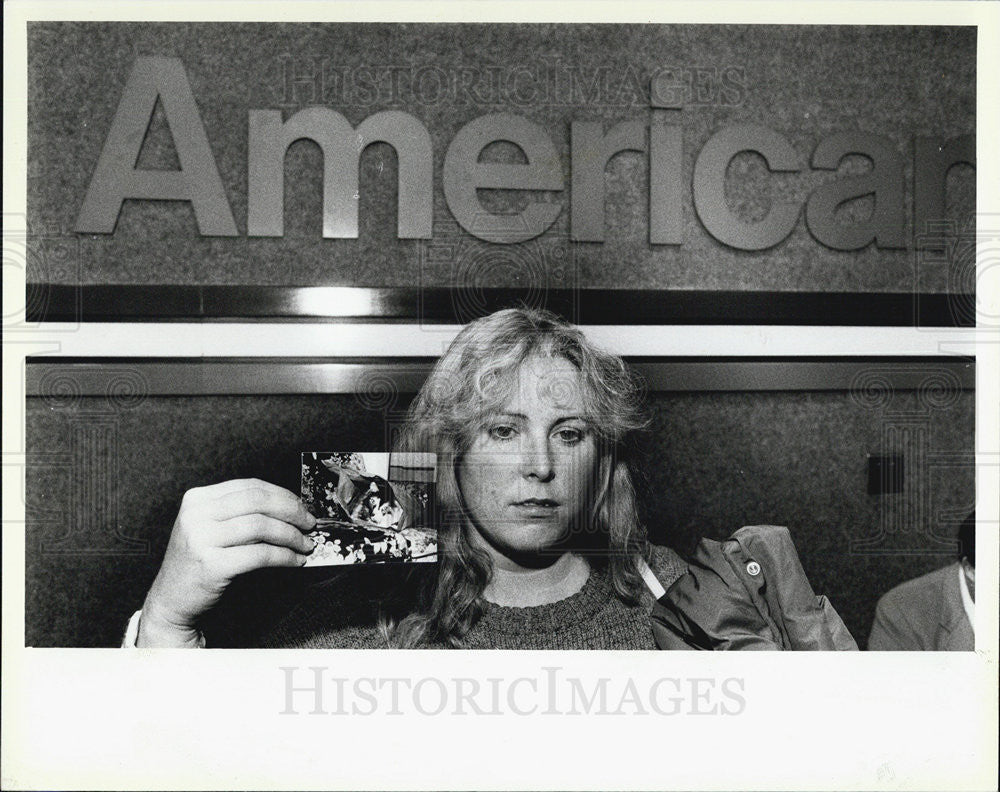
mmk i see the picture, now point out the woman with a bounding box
[129,307,853,650]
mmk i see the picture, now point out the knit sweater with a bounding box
[262,544,688,649]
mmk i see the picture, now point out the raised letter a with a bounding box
[75,56,237,236]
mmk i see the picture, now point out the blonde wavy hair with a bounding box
[384,307,651,647]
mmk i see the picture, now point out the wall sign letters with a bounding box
[75,57,975,252]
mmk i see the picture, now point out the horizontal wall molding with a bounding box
[18,324,976,357]
[25,357,975,396]
[26,285,975,327]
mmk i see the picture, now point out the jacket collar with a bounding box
[937,562,974,651]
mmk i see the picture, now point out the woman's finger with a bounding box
[197,478,291,498]
[218,543,310,578]
[213,514,316,554]
[208,486,316,529]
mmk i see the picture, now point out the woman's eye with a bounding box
[555,427,585,444]
[488,425,517,441]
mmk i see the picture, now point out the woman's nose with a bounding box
[518,434,555,481]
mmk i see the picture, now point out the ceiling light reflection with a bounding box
[291,287,380,317]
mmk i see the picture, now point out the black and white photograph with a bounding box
[300,451,437,565]
[2,2,997,790]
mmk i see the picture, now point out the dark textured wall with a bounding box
[25,388,973,648]
[28,23,974,290]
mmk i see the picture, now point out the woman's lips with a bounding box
[511,499,560,516]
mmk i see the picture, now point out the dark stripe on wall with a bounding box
[25,285,976,326]
[25,357,975,396]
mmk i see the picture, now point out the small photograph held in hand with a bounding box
[300,452,437,566]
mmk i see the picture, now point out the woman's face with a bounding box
[457,353,599,570]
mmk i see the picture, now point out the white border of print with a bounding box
[3,2,998,790]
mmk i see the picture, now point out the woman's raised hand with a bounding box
[137,479,317,647]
